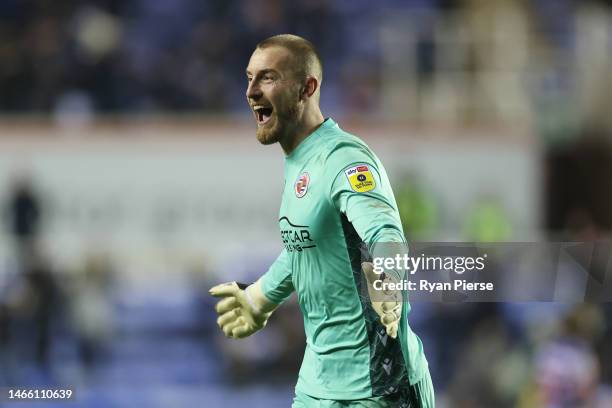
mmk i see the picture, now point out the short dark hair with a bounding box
[256,34,323,83]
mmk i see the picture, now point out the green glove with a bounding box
[209,279,277,339]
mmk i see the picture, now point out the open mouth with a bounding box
[253,106,273,126]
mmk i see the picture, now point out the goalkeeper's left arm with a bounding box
[329,160,407,340]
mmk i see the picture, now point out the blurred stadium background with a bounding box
[1,0,612,407]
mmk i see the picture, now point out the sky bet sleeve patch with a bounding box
[344,164,376,192]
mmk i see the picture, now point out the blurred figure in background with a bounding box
[23,250,59,369]
[518,304,612,408]
[3,172,43,272]
[67,253,115,372]
[0,247,60,378]
[395,174,439,241]
[463,197,513,243]
[1,173,58,375]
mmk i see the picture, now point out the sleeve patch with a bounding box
[344,164,376,192]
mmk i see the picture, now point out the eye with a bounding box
[262,74,274,82]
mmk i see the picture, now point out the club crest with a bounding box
[295,172,310,198]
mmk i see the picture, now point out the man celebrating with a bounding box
[210,34,434,407]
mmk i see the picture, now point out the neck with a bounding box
[280,107,325,155]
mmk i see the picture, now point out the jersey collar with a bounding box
[286,118,336,161]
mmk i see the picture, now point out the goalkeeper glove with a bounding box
[362,262,402,339]
[209,279,277,339]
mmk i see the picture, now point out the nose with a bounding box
[246,80,262,100]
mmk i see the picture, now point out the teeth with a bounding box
[252,105,272,124]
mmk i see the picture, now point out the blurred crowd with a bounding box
[0,0,347,115]
[0,176,115,378]
[0,0,611,130]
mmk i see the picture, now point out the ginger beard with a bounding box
[255,86,302,146]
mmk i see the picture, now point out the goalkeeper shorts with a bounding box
[292,369,435,408]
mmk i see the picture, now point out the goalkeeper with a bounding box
[210,34,434,407]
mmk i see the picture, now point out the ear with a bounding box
[300,76,319,101]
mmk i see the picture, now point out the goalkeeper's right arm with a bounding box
[209,279,278,339]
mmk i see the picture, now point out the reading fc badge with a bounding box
[295,172,310,198]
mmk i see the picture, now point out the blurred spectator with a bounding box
[395,174,439,240]
[463,197,513,242]
[23,251,59,368]
[3,173,43,272]
[67,253,115,370]
[446,311,530,407]
[518,304,611,408]
[0,248,60,373]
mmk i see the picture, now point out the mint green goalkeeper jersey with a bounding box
[261,118,429,400]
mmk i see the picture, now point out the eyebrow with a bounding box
[245,68,279,77]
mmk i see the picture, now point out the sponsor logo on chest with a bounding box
[278,216,316,252]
